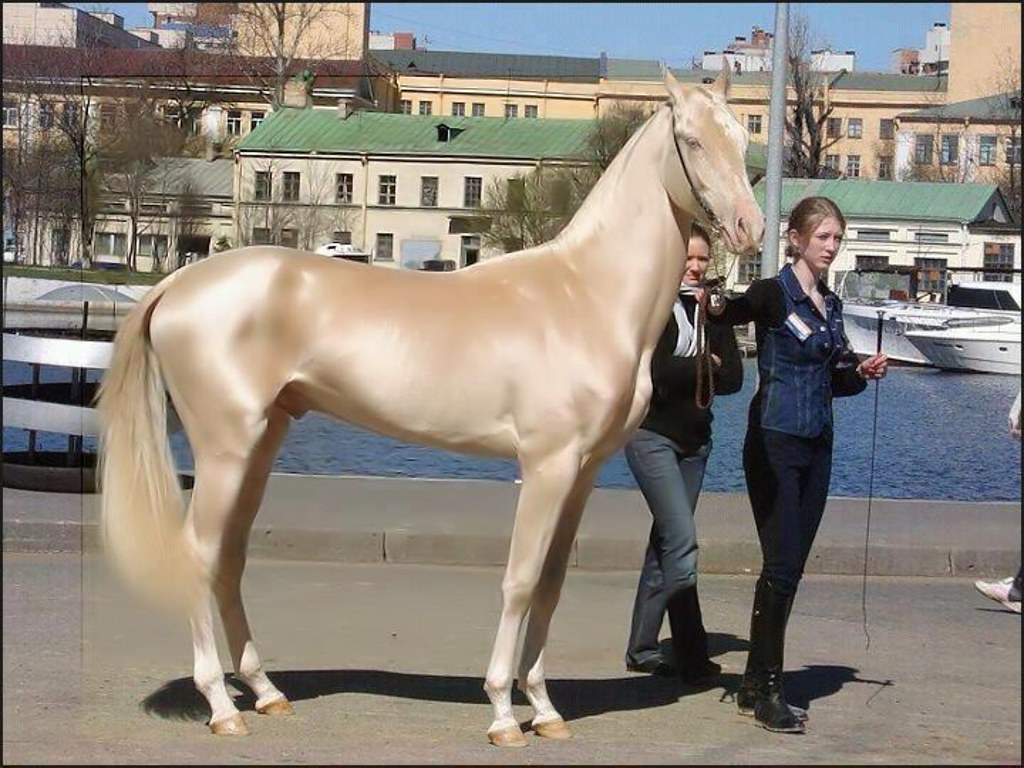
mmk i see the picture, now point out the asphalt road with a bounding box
[3,553,1020,764]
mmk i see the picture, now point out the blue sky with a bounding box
[70,2,950,72]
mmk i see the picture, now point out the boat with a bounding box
[839,269,1021,365]
[903,313,1021,375]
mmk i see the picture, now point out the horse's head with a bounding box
[663,69,764,256]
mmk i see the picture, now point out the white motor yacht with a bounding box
[841,278,1021,366]
[904,314,1021,375]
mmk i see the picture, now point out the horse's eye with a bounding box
[686,138,702,150]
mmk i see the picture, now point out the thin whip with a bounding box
[861,309,886,650]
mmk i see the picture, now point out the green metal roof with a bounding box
[371,49,601,82]
[898,91,1020,122]
[237,108,594,160]
[666,68,948,93]
[604,58,663,81]
[752,179,1004,223]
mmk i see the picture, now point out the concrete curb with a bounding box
[3,518,1018,577]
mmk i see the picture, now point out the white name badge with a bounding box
[785,312,813,341]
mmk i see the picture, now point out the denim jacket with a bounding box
[757,264,865,438]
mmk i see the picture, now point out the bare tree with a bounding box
[988,50,1022,221]
[236,159,297,245]
[481,166,585,253]
[230,2,361,110]
[295,164,357,250]
[783,11,845,178]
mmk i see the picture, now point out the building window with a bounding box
[38,101,54,129]
[282,171,300,202]
[62,102,79,129]
[845,155,861,177]
[93,231,127,257]
[738,253,761,284]
[1006,136,1021,165]
[914,257,947,294]
[879,118,894,140]
[471,102,485,117]
[826,117,842,138]
[252,227,272,245]
[983,242,1015,282]
[914,135,934,165]
[847,117,863,139]
[250,111,265,131]
[747,114,762,134]
[99,104,117,129]
[877,155,893,180]
[400,99,412,114]
[137,234,169,262]
[940,134,959,165]
[254,171,272,201]
[2,100,18,127]
[227,110,242,136]
[463,176,483,208]
[978,135,997,166]
[332,230,352,244]
[280,228,298,248]
[461,234,481,267]
[378,175,397,206]
[451,101,465,116]
[504,104,518,119]
[914,231,949,244]
[420,176,439,207]
[856,229,891,242]
[524,104,538,119]
[823,154,840,174]
[375,233,394,261]
[855,255,889,270]
[335,173,354,204]
[418,101,432,115]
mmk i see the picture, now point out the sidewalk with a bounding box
[3,472,1020,577]
[3,553,1021,764]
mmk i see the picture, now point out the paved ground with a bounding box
[3,552,1020,765]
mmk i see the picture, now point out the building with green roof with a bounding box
[734,178,1019,291]
[234,107,596,268]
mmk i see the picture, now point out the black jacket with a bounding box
[639,295,744,455]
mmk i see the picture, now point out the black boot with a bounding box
[666,585,721,686]
[750,579,804,733]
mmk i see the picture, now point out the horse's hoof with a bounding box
[256,697,295,716]
[487,725,528,748]
[534,717,572,740]
[209,713,250,736]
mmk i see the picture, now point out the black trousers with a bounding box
[743,424,833,597]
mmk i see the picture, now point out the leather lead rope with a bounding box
[694,297,715,411]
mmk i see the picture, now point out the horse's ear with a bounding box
[664,67,684,105]
[714,57,731,97]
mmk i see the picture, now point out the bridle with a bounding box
[667,104,723,236]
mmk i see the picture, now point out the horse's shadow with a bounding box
[141,631,891,725]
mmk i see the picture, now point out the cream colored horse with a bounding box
[97,70,762,747]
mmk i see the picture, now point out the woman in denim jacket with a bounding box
[623,224,743,685]
[709,197,888,733]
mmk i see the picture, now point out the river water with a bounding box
[3,359,1021,502]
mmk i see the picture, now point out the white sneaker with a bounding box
[975,577,1021,613]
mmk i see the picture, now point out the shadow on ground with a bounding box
[139,631,890,727]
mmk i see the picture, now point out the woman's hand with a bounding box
[857,353,889,381]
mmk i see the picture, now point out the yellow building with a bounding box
[947,3,1021,103]
[233,1,370,62]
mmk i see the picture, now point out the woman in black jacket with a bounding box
[624,223,743,684]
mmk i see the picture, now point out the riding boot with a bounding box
[666,585,721,685]
[738,577,807,727]
[751,580,804,733]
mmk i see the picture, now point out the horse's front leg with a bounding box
[517,465,599,741]
[484,446,581,748]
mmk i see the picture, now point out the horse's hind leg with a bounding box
[517,465,599,741]
[212,406,293,717]
[184,407,287,735]
[484,446,580,748]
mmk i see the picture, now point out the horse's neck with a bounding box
[552,108,691,344]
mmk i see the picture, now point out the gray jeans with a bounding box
[624,428,711,665]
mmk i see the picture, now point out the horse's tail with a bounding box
[96,274,203,614]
